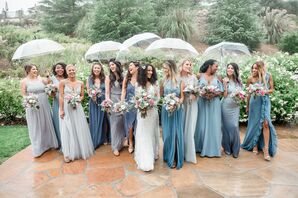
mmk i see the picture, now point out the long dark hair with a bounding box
[52,62,67,78]
[90,62,105,85]
[227,63,242,85]
[199,59,217,73]
[24,64,37,75]
[137,64,158,88]
[109,59,123,88]
[125,61,139,88]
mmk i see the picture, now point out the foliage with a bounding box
[258,0,298,15]
[204,0,262,50]
[278,32,298,55]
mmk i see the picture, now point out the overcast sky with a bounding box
[0,0,40,11]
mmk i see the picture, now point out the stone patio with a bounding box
[0,125,298,198]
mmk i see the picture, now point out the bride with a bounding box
[134,64,160,172]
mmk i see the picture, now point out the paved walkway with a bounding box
[0,126,298,198]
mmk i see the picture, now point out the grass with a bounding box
[0,125,30,165]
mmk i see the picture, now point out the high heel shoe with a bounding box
[263,147,271,161]
[113,150,120,156]
[252,146,259,154]
[64,156,71,163]
[128,145,134,154]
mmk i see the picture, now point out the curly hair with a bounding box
[52,62,67,78]
[137,64,158,88]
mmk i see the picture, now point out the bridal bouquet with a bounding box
[183,84,200,97]
[23,94,39,110]
[89,86,102,103]
[230,87,246,105]
[44,84,58,96]
[247,83,266,98]
[65,93,81,109]
[100,99,113,114]
[199,84,220,100]
[163,93,180,116]
[113,101,129,114]
[133,89,157,118]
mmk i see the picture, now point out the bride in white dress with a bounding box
[134,64,160,171]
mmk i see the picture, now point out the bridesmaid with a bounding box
[59,64,94,162]
[86,62,110,149]
[179,59,198,164]
[105,59,126,156]
[20,64,58,157]
[241,61,277,161]
[195,59,223,157]
[134,64,160,171]
[221,63,242,158]
[50,62,67,147]
[121,61,139,154]
[161,60,185,169]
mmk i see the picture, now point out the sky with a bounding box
[0,0,40,11]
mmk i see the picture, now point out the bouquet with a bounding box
[133,89,157,118]
[230,87,246,105]
[65,93,81,109]
[183,84,200,97]
[113,101,129,114]
[44,84,58,96]
[89,86,102,103]
[100,99,113,114]
[23,94,39,110]
[163,93,180,116]
[247,83,266,98]
[199,85,220,100]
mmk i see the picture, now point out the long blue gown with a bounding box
[88,77,109,149]
[161,79,184,169]
[124,81,137,137]
[241,73,277,157]
[221,81,241,157]
[194,74,223,157]
[51,76,61,147]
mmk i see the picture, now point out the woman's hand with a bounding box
[223,77,229,86]
[246,105,249,114]
[60,110,65,119]
[190,94,196,101]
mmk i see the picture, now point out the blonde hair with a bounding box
[163,60,178,87]
[252,62,267,89]
[178,59,192,77]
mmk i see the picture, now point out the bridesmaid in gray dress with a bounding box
[50,62,67,147]
[221,63,242,158]
[106,59,125,156]
[20,64,58,157]
[179,59,198,164]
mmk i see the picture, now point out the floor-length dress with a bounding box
[241,73,277,157]
[25,79,58,157]
[60,83,94,160]
[180,75,198,164]
[88,77,110,149]
[221,81,241,157]
[124,81,137,137]
[134,84,160,171]
[162,80,184,169]
[194,74,223,157]
[51,76,61,147]
[110,81,125,152]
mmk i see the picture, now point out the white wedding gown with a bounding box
[134,84,160,171]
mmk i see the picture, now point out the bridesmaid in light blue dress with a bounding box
[179,59,198,164]
[59,64,94,162]
[51,62,67,147]
[106,59,126,156]
[86,63,109,149]
[241,61,277,161]
[195,59,223,157]
[161,60,185,169]
[21,64,58,157]
[121,61,139,154]
[221,63,242,158]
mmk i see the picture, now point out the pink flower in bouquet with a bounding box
[100,99,113,113]
[65,93,81,109]
[133,89,157,118]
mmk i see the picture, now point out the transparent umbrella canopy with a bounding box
[12,39,65,60]
[85,41,122,62]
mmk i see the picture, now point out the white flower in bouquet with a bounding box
[163,93,180,116]
[183,84,200,96]
[65,93,81,109]
[199,84,220,100]
[113,101,129,114]
[23,94,39,110]
[89,86,102,103]
[230,87,246,105]
[247,83,266,98]
[44,84,58,96]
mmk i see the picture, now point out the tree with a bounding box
[279,32,298,54]
[204,0,262,50]
[39,0,88,35]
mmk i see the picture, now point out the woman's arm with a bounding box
[222,77,229,98]
[86,78,90,96]
[180,81,185,104]
[159,79,164,97]
[246,77,251,114]
[20,79,26,96]
[105,76,111,100]
[266,74,274,94]
[59,80,65,119]
[120,77,127,101]
[80,81,84,101]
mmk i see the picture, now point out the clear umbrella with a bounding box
[12,39,65,60]
[85,41,122,62]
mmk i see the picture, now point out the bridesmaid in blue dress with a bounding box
[195,59,223,157]
[121,61,139,154]
[241,61,277,161]
[179,59,198,164]
[86,62,110,149]
[105,59,126,156]
[221,63,242,158]
[161,60,185,169]
[51,62,67,147]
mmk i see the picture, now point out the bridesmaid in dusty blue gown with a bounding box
[241,61,277,161]
[106,59,126,156]
[161,60,185,169]
[86,62,109,149]
[21,64,58,157]
[121,61,139,154]
[221,63,242,158]
[179,59,198,164]
[51,62,67,147]
[195,59,223,157]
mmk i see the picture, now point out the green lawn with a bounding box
[0,125,30,165]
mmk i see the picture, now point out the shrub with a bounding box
[278,32,298,55]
